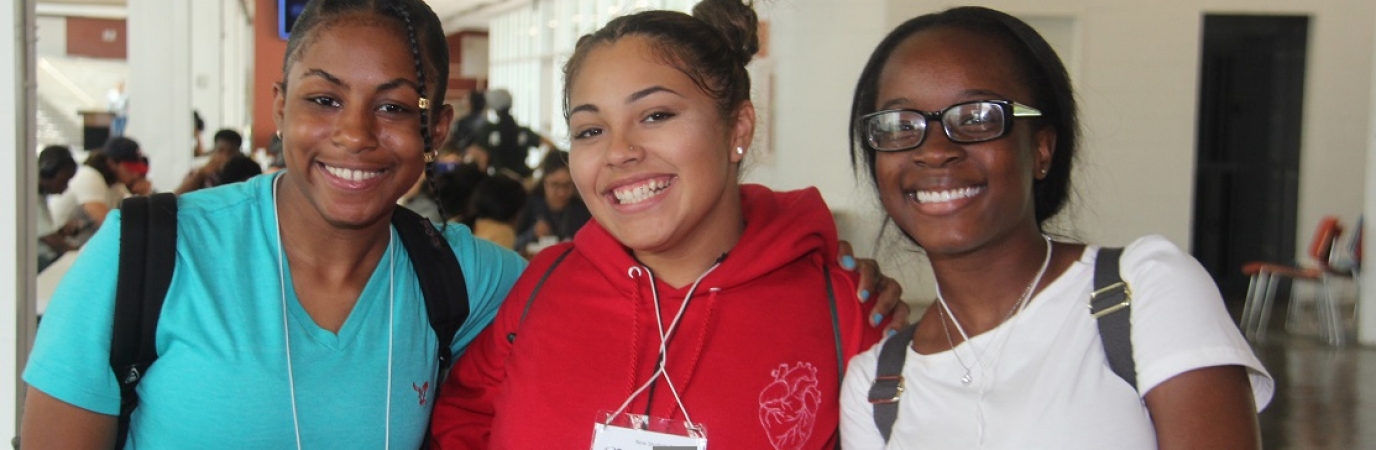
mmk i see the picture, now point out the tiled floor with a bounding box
[1254,336,1376,450]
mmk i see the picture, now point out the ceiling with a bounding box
[35,0,522,32]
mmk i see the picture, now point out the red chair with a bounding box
[1239,216,1344,344]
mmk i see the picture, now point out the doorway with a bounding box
[1193,15,1308,307]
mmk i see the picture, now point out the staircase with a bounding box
[34,56,128,150]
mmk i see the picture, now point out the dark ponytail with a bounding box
[563,0,760,123]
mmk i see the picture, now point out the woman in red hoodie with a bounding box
[429,0,890,448]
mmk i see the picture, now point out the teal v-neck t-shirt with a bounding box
[25,173,526,449]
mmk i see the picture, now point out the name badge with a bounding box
[589,411,707,450]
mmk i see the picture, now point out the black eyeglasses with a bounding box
[859,100,1042,152]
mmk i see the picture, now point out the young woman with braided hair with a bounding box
[20,1,526,448]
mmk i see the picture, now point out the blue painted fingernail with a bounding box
[841,255,856,271]
[872,313,884,326]
[887,329,898,338]
[859,289,871,302]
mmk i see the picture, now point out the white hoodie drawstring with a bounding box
[607,262,721,433]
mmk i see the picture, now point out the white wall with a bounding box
[749,0,1373,305]
[34,15,64,57]
[3,0,37,436]
[745,0,938,303]
[881,0,1371,252]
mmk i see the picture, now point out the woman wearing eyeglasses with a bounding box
[514,151,591,255]
[839,7,1273,449]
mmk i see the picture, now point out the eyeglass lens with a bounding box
[866,101,1010,151]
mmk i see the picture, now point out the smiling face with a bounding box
[273,15,450,230]
[873,27,1054,257]
[566,35,753,256]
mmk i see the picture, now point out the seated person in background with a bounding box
[36,145,81,271]
[434,161,487,224]
[216,154,263,186]
[177,129,245,194]
[515,151,591,255]
[50,136,149,232]
[398,173,444,224]
[466,175,527,249]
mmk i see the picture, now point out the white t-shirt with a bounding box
[840,235,1274,450]
[49,165,127,225]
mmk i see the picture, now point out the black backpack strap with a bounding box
[869,322,917,443]
[1091,246,1138,391]
[110,193,178,450]
[825,265,844,450]
[824,264,842,384]
[506,245,575,343]
[390,207,469,386]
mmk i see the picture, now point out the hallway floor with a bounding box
[1255,336,1376,449]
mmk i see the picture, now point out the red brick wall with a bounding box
[251,0,288,152]
[66,17,126,59]
[446,31,487,106]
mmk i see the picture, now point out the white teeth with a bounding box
[914,186,983,204]
[612,178,671,205]
[324,164,383,182]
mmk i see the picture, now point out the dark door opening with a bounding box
[1193,15,1308,309]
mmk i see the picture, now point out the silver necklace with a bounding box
[272,175,396,450]
[934,235,1053,385]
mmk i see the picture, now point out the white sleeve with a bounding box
[840,344,889,449]
[67,167,112,206]
[1121,235,1275,409]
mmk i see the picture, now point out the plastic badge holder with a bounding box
[590,410,707,450]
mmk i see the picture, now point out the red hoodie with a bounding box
[431,185,884,449]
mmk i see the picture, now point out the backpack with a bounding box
[866,247,1136,442]
[110,193,470,449]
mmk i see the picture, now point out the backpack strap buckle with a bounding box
[868,375,905,404]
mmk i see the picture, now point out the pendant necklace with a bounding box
[933,234,1053,386]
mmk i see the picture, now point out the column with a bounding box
[1362,8,1376,345]
[2,0,37,435]
[126,0,193,191]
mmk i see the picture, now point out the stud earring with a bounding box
[425,151,437,163]
[735,146,745,155]
[275,130,282,138]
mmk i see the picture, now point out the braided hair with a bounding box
[282,0,453,225]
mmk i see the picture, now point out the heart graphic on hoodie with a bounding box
[757,362,822,450]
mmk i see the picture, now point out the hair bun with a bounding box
[692,0,759,66]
